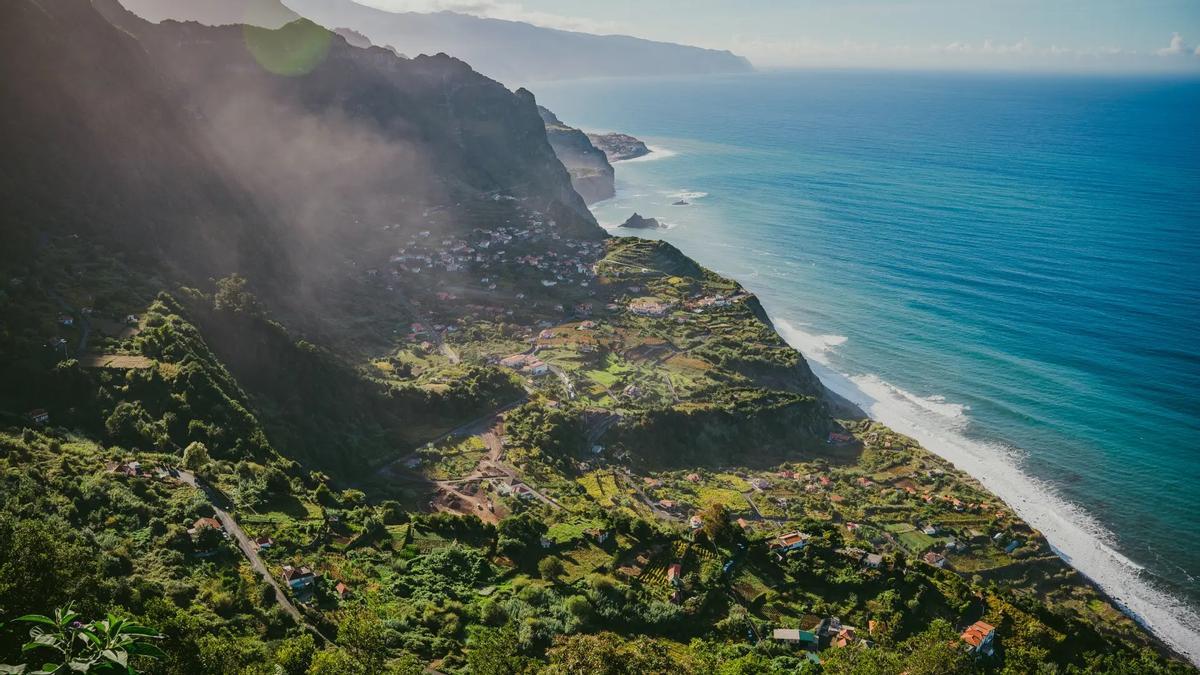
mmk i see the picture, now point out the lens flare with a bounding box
[243,20,332,77]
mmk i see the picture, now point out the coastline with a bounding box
[591,157,1200,668]
[769,317,1200,666]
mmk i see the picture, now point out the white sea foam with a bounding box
[666,190,709,201]
[773,317,1200,667]
[619,144,676,162]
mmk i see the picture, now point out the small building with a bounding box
[540,536,554,549]
[961,621,996,656]
[27,409,49,426]
[750,478,771,491]
[772,628,819,649]
[922,551,947,568]
[833,626,858,648]
[922,524,939,536]
[658,499,676,510]
[335,582,352,600]
[685,473,701,483]
[282,565,316,590]
[864,553,884,568]
[58,315,74,327]
[667,563,682,586]
[1005,540,1021,555]
[254,536,274,550]
[771,531,811,554]
[188,517,223,536]
[689,515,703,530]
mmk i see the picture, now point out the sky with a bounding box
[359,0,1200,73]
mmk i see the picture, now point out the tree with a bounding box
[182,441,211,472]
[545,632,684,674]
[0,519,94,618]
[901,619,975,675]
[699,502,736,547]
[274,634,316,675]
[465,624,534,675]
[307,648,361,675]
[337,609,389,674]
[213,274,258,314]
[538,557,565,582]
[496,513,548,561]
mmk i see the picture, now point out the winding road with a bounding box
[176,469,330,641]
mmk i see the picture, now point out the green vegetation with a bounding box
[0,8,1192,671]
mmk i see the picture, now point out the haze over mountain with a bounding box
[117,0,300,28]
[117,0,754,85]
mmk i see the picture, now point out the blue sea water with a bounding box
[532,70,1200,658]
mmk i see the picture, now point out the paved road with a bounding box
[372,398,526,477]
[176,469,329,640]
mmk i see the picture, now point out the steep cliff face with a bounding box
[0,0,283,276]
[589,132,651,162]
[537,106,616,204]
[6,0,600,299]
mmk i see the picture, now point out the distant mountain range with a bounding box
[116,0,754,84]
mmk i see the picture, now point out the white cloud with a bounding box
[1157,32,1187,56]
[359,0,623,34]
[1155,32,1200,57]
[730,34,1199,72]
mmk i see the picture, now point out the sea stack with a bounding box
[619,213,665,229]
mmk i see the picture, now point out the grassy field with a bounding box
[417,436,488,480]
[897,530,937,552]
[695,486,748,511]
[577,471,624,508]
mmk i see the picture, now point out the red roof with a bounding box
[961,621,995,648]
[193,517,222,531]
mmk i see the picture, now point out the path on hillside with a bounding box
[176,469,330,642]
[372,398,526,477]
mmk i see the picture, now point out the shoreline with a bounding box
[587,128,1199,667]
[771,316,1200,666]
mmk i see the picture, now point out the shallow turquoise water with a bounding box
[533,70,1200,642]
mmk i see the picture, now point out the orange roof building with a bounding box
[961,621,996,656]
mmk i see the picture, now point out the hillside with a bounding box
[117,0,299,27]
[278,0,753,85]
[538,106,616,204]
[0,1,1193,674]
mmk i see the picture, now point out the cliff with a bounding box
[589,132,652,162]
[538,106,615,204]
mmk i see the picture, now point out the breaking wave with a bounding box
[773,317,1200,666]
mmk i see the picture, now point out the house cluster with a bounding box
[498,353,549,377]
[628,298,674,317]
[385,218,604,291]
[495,477,536,500]
[838,547,885,569]
[773,616,996,658]
[772,616,874,653]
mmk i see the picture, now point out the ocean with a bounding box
[532,70,1200,660]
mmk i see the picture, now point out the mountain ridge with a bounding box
[115,0,753,84]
